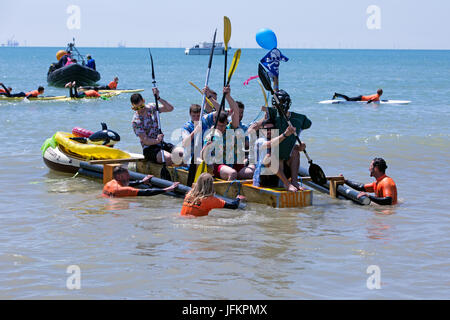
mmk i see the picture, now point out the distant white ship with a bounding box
[1,37,19,47]
[185,42,229,55]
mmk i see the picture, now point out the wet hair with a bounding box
[185,173,215,203]
[38,86,45,92]
[236,101,245,109]
[217,112,228,124]
[377,89,383,95]
[113,166,128,178]
[130,93,144,105]
[372,157,387,173]
[189,104,201,114]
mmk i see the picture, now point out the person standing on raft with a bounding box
[343,157,397,205]
[180,173,244,217]
[131,90,176,165]
[332,89,383,103]
[103,166,179,198]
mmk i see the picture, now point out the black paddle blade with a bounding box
[258,63,273,93]
[160,165,172,181]
[309,163,327,185]
[148,49,155,81]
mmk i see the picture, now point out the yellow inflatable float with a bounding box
[54,132,130,160]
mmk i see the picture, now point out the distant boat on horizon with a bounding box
[185,41,229,55]
[1,37,19,47]
[117,41,126,48]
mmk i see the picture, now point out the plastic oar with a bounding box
[258,63,327,185]
[223,16,231,86]
[194,49,242,182]
[186,29,217,187]
[188,81,215,110]
[149,49,172,181]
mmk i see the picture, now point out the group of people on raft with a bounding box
[101,84,397,216]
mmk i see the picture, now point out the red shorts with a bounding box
[213,164,245,178]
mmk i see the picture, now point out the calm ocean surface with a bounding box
[0,47,449,299]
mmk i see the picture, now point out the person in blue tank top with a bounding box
[86,54,96,70]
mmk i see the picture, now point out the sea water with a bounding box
[0,47,449,299]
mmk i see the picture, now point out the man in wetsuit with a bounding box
[343,157,397,205]
[65,81,101,98]
[0,83,12,96]
[332,89,383,103]
[102,166,179,198]
[80,77,119,91]
[0,83,44,98]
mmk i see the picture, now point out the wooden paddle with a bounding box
[148,49,171,181]
[186,29,217,187]
[193,49,242,182]
[258,63,327,185]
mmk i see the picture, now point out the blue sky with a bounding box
[1,0,449,49]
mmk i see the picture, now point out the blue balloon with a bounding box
[256,28,277,50]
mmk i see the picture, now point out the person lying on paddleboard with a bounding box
[0,83,12,96]
[0,83,44,98]
[251,89,311,192]
[250,118,302,190]
[80,77,119,91]
[131,91,175,165]
[342,157,397,205]
[180,173,244,217]
[332,89,383,103]
[65,81,101,98]
[102,166,179,198]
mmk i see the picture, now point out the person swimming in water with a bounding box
[343,157,397,205]
[332,89,383,103]
[180,172,244,217]
[102,166,179,198]
[0,83,44,98]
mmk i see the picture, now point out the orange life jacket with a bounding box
[108,81,117,90]
[361,94,380,101]
[84,90,101,97]
[26,90,41,97]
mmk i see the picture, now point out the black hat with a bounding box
[272,89,292,112]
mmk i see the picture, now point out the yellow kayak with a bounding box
[54,132,130,160]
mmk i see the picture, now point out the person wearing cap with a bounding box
[86,54,96,70]
[342,157,397,205]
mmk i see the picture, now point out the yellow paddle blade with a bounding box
[257,80,268,107]
[227,49,241,84]
[194,160,208,183]
[188,81,215,110]
[224,16,231,50]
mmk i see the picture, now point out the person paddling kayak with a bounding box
[332,89,383,103]
[180,173,243,217]
[342,157,397,205]
[102,166,179,198]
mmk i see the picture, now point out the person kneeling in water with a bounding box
[180,173,244,217]
[65,81,101,98]
[343,157,397,205]
[103,166,179,198]
[332,89,383,103]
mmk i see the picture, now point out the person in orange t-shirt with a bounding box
[332,89,383,103]
[343,157,397,205]
[181,173,244,217]
[102,166,179,198]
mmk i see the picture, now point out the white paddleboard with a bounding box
[319,99,411,105]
